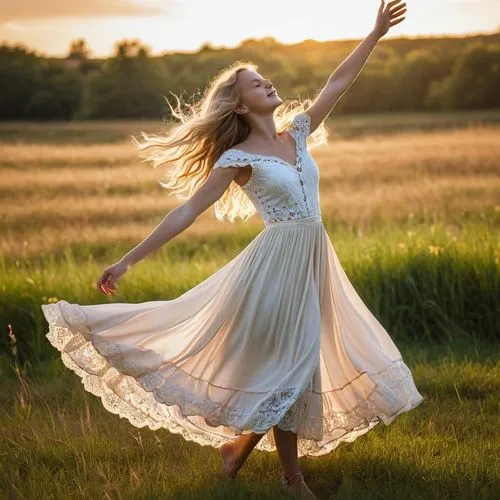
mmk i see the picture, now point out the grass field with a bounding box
[1,111,499,498]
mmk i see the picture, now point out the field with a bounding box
[1,111,499,499]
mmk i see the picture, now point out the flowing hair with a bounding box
[131,60,328,223]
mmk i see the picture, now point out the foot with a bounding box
[281,472,317,499]
[218,441,245,479]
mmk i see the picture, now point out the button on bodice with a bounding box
[213,112,321,224]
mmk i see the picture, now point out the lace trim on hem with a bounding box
[41,300,424,457]
[41,301,314,435]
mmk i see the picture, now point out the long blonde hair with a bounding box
[131,60,328,223]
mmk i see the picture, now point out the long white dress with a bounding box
[41,112,424,458]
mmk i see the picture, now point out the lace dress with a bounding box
[41,112,424,457]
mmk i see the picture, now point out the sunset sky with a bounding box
[1,0,499,57]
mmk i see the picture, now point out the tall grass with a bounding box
[1,215,498,369]
[1,338,499,499]
[1,114,499,366]
[2,124,499,258]
[0,111,499,498]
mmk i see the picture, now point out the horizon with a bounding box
[2,28,500,59]
[1,0,500,58]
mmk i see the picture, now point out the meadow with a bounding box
[1,111,499,499]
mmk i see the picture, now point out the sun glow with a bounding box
[0,0,499,57]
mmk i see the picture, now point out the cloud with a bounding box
[0,0,173,21]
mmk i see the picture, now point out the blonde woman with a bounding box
[42,2,421,498]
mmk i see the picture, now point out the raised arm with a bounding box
[305,0,407,134]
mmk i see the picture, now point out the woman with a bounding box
[41,1,420,498]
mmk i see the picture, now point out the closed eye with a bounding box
[253,80,273,88]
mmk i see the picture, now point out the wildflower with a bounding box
[428,245,442,256]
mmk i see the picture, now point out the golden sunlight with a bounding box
[0,0,499,56]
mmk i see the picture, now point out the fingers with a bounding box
[390,16,405,27]
[97,280,108,295]
[98,278,111,295]
[106,276,117,291]
[103,276,116,294]
[385,0,403,14]
[390,4,406,17]
[97,271,109,295]
[96,271,116,295]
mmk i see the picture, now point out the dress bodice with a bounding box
[213,112,321,225]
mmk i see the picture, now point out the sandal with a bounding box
[280,472,318,499]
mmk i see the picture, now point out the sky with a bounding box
[1,0,499,57]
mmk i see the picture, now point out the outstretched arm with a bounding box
[117,167,236,267]
[95,166,238,295]
[305,0,407,134]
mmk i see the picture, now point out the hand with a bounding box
[372,0,407,39]
[96,260,129,296]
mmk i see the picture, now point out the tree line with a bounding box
[1,32,499,120]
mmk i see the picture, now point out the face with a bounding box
[234,69,283,116]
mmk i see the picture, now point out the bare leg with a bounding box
[273,426,317,499]
[272,425,300,480]
[219,431,265,478]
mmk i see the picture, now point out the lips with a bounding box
[267,91,276,97]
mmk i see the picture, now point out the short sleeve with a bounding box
[212,149,257,223]
[213,149,253,170]
[289,112,311,144]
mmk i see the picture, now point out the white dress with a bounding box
[41,112,424,458]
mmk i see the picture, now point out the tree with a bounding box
[77,40,169,119]
[67,38,92,61]
[426,42,500,110]
[0,44,41,119]
[24,61,84,120]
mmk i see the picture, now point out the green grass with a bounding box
[1,110,499,498]
[1,211,498,367]
[1,339,499,499]
[1,213,498,498]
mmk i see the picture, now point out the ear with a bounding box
[234,104,249,115]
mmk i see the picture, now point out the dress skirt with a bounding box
[41,214,424,457]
